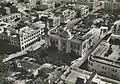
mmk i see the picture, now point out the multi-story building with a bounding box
[57,68,120,84]
[112,20,120,35]
[36,11,60,28]
[93,0,120,10]
[0,5,19,15]
[46,20,108,57]
[48,15,60,28]
[28,0,37,8]
[26,0,42,8]
[75,5,89,17]
[77,0,94,8]
[0,13,21,25]
[55,8,76,23]
[60,0,77,3]
[8,0,19,4]
[0,21,45,50]
[80,5,89,17]
[41,0,55,9]
[88,34,120,80]
[4,7,11,15]
[17,0,40,11]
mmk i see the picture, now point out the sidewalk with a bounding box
[3,40,45,63]
[2,51,27,63]
[71,38,102,68]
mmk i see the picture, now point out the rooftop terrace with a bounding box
[93,34,120,58]
[65,69,90,84]
[91,36,120,67]
[91,55,120,68]
[62,68,120,84]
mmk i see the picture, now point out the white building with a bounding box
[112,20,120,35]
[88,34,120,80]
[41,0,55,8]
[0,13,21,25]
[58,68,120,84]
[4,7,11,15]
[0,21,45,50]
[60,0,77,3]
[46,21,108,57]
[29,0,37,8]
[76,0,93,8]
[93,0,120,10]
[55,8,76,23]
[75,5,89,17]
[37,11,60,28]
[81,5,89,17]
[48,15,60,27]
[8,0,18,4]
[17,0,40,11]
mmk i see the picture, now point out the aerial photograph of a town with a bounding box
[0,0,120,84]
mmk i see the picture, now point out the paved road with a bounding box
[2,40,45,63]
[71,39,102,68]
[71,30,112,68]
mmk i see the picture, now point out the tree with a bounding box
[38,68,48,79]
[31,77,44,84]
[69,50,79,59]
[41,50,48,57]
[0,78,13,84]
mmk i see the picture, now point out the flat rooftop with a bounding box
[14,21,28,30]
[92,42,120,60]
[63,69,120,84]
[55,7,75,15]
[90,56,120,68]
[65,69,90,84]
[50,20,94,41]
[12,21,45,34]
[92,74,120,84]
[91,35,120,67]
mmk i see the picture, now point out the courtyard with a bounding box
[27,47,78,66]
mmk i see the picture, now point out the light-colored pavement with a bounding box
[71,30,112,68]
[71,38,102,68]
[2,40,45,63]
[2,51,27,63]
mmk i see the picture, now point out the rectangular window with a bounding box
[113,69,117,72]
[97,65,99,67]
[76,52,79,55]
[71,44,73,48]
[77,45,79,50]
[115,70,117,72]
[91,63,93,66]
[74,45,76,49]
